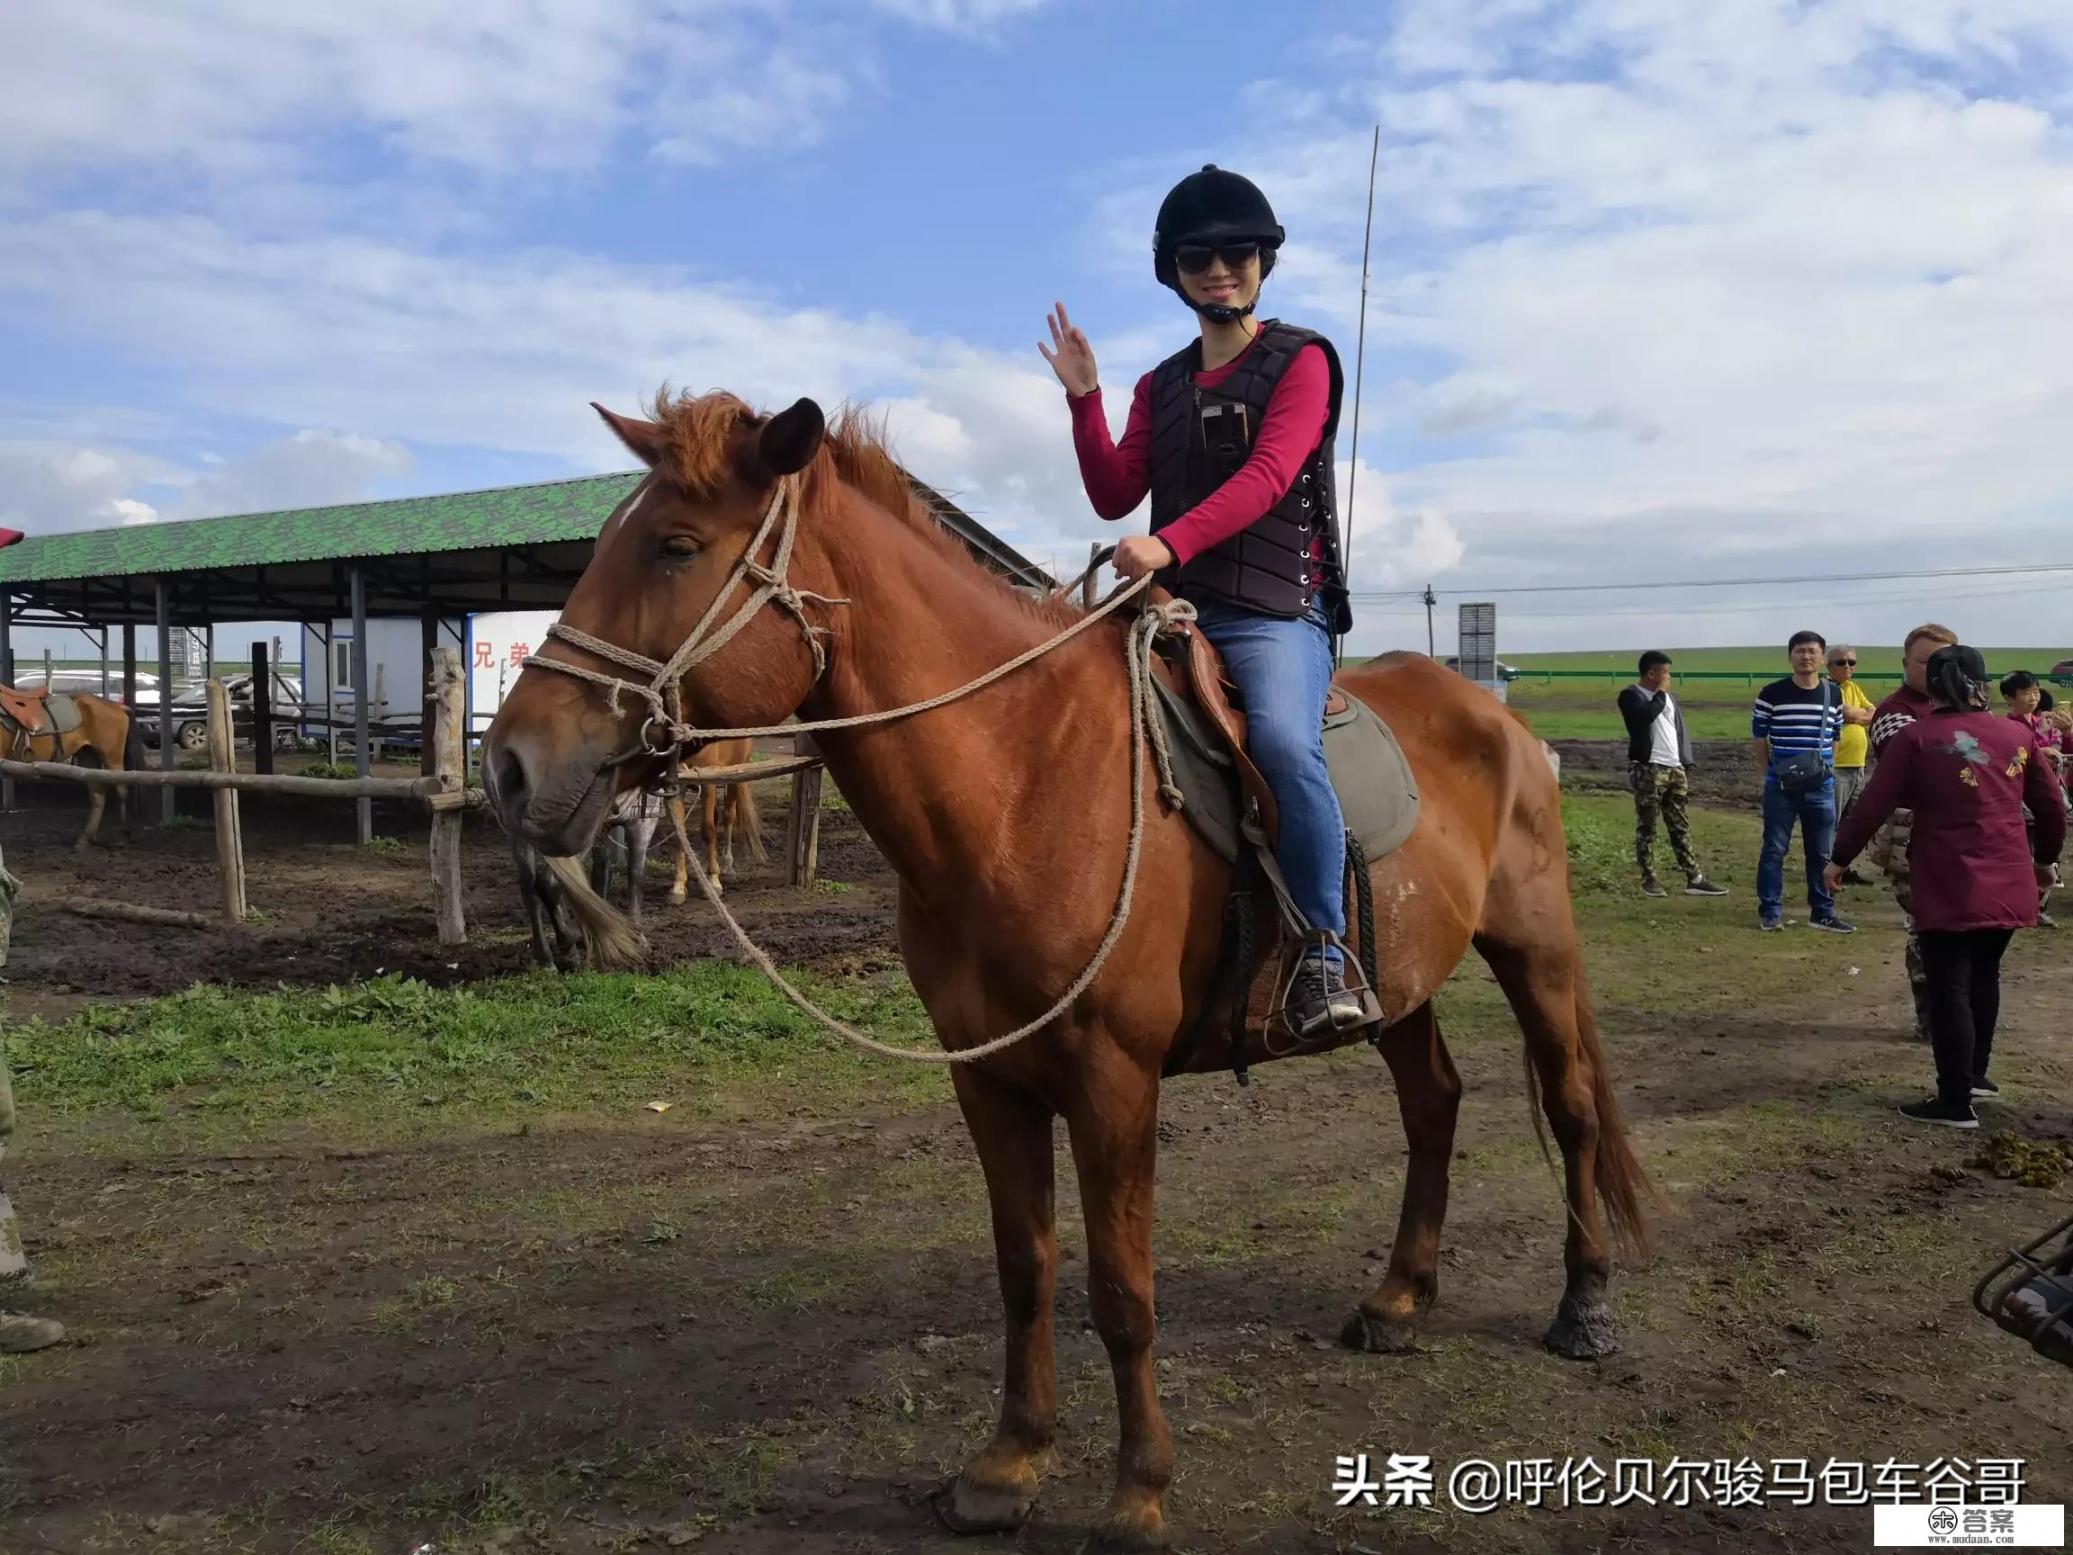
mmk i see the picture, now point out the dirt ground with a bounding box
[0,777,895,1019]
[4,760,2072,1554]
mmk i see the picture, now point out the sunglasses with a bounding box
[1173,240,1261,275]
[1830,658,1857,667]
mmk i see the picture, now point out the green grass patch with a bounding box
[4,962,949,1134]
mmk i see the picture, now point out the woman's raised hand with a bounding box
[1038,302,1099,396]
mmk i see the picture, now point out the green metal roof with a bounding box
[0,472,644,585]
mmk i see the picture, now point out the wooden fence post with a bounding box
[252,642,274,777]
[205,678,247,926]
[784,732,824,889]
[428,646,467,945]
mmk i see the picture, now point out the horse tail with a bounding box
[1569,966,1654,1258]
[540,853,649,970]
[122,700,144,774]
[734,781,767,863]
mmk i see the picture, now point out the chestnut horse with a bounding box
[484,391,1651,1549]
[667,735,768,903]
[0,688,141,848]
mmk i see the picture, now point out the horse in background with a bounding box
[668,736,768,902]
[510,742,770,972]
[0,686,142,848]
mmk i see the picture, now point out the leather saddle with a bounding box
[1143,595,1420,870]
[0,683,64,741]
[1137,589,1422,1076]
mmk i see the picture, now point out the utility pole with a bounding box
[1423,584,1437,657]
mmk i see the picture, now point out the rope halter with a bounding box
[519,475,849,762]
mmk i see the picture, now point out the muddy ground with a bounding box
[3,757,2072,1554]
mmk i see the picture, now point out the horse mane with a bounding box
[648,387,1083,630]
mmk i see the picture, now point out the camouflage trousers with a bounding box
[1631,762,1699,881]
[1869,807,1931,1034]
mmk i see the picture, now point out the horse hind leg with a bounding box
[80,782,107,851]
[1480,936,1649,1360]
[667,794,690,904]
[1342,1002,1461,1353]
[703,785,723,897]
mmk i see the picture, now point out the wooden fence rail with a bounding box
[3,648,835,937]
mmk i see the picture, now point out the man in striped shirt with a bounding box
[1751,630,1852,933]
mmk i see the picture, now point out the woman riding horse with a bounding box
[1041,164,1365,1038]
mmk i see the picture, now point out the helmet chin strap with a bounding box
[1182,293,1257,325]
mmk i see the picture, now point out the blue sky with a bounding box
[3,0,2071,657]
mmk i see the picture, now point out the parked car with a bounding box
[2050,657,2073,687]
[9,667,160,699]
[139,672,305,752]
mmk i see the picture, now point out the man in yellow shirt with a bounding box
[1827,645,1876,881]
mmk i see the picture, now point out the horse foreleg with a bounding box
[937,1067,1058,1537]
[1343,1001,1461,1353]
[1065,1064,1173,1549]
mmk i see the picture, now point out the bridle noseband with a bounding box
[520,473,848,773]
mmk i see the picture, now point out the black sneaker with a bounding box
[1289,956,1372,1037]
[1808,914,1856,934]
[1899,1097,1978,1129]
[1640,876,1668,898]
[1758,917,1784,932]
[1971,1077,2000,1098]
[1685,876,1729,897]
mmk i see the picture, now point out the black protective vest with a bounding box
[1146,320,1351,635]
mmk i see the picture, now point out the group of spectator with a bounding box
[1619,625,2069,1129]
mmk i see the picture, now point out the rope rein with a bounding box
[521,473,1196,1063]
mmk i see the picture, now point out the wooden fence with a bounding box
[1,647,833,939]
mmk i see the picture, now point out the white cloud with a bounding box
[0,429,409,537]
[0,0,926,182]
[169,429,413,520]
[868,0,1051,35]
[1185,0,2073,645]
[0,441,165,534]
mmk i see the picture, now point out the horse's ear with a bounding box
[593,403,668,469]
[753,397,824,479]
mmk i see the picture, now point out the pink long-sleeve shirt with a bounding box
[1066,336,1329,568]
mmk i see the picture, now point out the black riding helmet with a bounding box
[1153,164,1285,323]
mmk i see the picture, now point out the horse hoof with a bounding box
[1085,1502,1170,1551]
[931,1475,1035,1536]
[1544,1298,1621,1360]
[1340,1308,1421,1354]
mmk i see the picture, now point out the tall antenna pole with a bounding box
[1337,124,1381,666]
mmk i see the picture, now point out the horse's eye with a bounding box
[660,535,700,560]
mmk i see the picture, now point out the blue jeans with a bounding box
[1757,779,1836,922]
[1191,598,1345,961]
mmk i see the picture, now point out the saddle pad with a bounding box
[42,693,82,738]
[1151,676,1420,867]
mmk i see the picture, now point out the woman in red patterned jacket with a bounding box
[1827,646,2066,1129]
